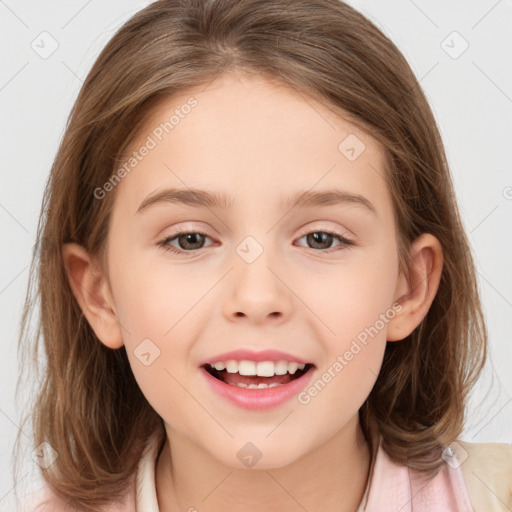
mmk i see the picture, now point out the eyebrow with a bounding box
[135,187,377,216]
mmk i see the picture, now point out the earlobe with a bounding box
[386,233,443,342]
[61,243,124,349]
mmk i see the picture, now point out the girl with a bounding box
[14,0,511,511]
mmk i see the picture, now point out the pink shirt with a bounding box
[31,430,512,511]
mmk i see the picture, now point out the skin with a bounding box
[62,70,443,512]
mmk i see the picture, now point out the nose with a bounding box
[222,249,293,325]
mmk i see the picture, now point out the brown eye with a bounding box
[295,230,354,252]
[306,232,334,250]
[157,230,214,254]
[174,232,207,250]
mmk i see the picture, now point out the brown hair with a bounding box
[15,0,487,510]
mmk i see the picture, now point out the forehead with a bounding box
[113,71,393,221]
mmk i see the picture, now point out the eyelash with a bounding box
[156,228,355,256]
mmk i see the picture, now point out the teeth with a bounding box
[240,383,282,389]
[273,361,289,375]
[288,362,299,375]
[238,360,256,376]
[225,360,239,373]
[208,359,307,376]
[256,361,275,377]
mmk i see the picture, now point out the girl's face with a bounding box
[103,70,404,468]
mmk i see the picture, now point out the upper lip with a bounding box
[199,349,313,367]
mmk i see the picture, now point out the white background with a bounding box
[1,0,511,509]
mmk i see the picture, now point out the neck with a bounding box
[156,417,372,512]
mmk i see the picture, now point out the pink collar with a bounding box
[135,430,475,512]
[364,434,474,511]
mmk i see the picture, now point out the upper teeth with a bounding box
[208,360,306,377]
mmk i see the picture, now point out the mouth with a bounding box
[201,363,315,389]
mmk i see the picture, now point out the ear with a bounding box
[386,233,443,342]
[62,243,124,349]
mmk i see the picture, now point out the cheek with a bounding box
[307,246,399,341]
[299,246,397,409]
[295,325,385,449]
[107,260,198,405]
[299,273,390,426]
[112,256,205,340]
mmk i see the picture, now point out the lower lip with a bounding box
[199,366,315,411]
